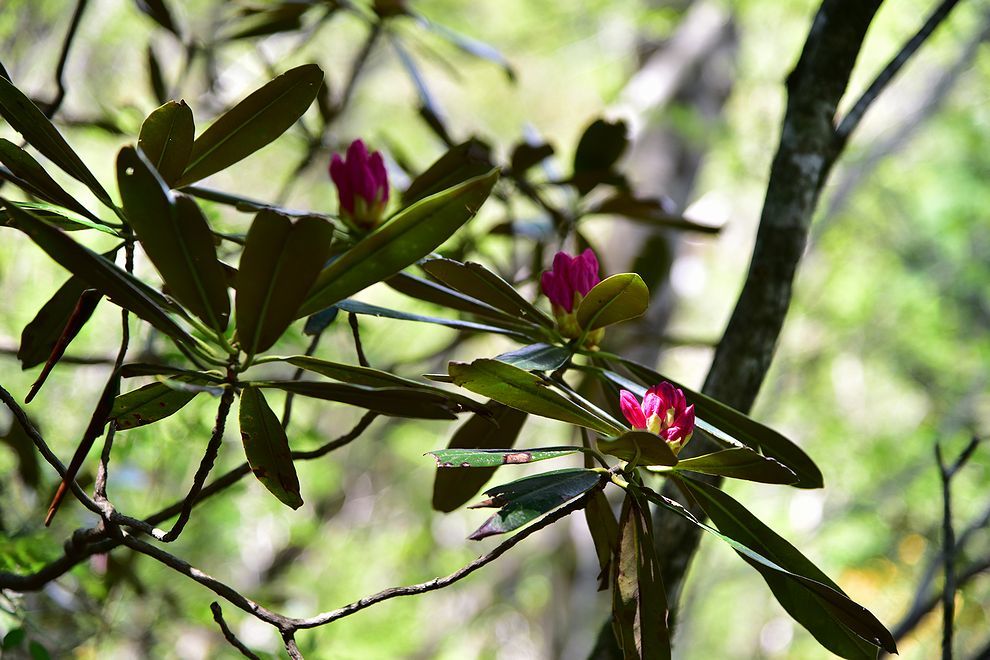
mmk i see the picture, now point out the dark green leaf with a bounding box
[669,448,797,484]
[1,199,197,348]
[110,380,199,430]
[25,289,102,403]
[146,45,168,105]
[432,403,528,513]
[235,209,333,356]
[134,0,182,37]
[429,446,579,468]
[0,75,111,205]
[585,489,618,591]
[303,304,339,335]
[138,100,195,186]
[599,430,678,467]
[587,193,720,234]
[255,380,462,419]
[298,170,499,317]
[468,468,602,540]
[576,273,649,331]
[495,343,570,371]
[120,363,224,382]
[0,138,100,221]
[448,359,624,435]
[27,640,50,660]
[18,274,97,369]
[223,3,310,40]
[239,386,303,509]
[2,628,26,650]
[336,299,532,340]
[2,201,117,235]
[609,360,823,489]
[386,271,524,325]
[612,489,671,660]
[421,257,555,328]
[402,139,493,206]
[117,146,230,331]
[176,64,323,186]
[650,480,896,658]
[572,118,628,195]
[510,141,554,173]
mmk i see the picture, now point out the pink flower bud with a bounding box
[619,381,695,454]
[540,249,600,313]
[329,139,389,230]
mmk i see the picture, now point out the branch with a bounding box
[348,312,370,367]
[834,0,963,148]
[211,602,261,660]
[42,0,89,119]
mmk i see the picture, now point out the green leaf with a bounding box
[335,299,532,340]
[222,3,310,40]
[2,201,118,235]
[25,289,102,403]
[585,489,618,591]
[572,118,628,195]
[599,430,678,467]
[612,489,671,660]
[650,480,896,659]
[238,386,303,509]
[255,380,462,419]
[386,271,524,325]
[134,0,182,37]
[110,380,199,430]
[18,274,99,369]
[176,64,323,186]
[0,75,112,205]
[2,628,26,650]
[235,210,333,356]
[664,448,797,484]
[495,343,570,371]
[421,257,555,329]
[402,138,493,206]
[138,100,195,186]
[510,141,554,173]
[468,468,602,540]
[432,402,528,513]
[297,170,499,317]
[608,360,823,489]
[428,446,579,468]
[121,362,225,382]
[0,138,101,221]
[586,193,720,234]
[1,199,197,349]
[448,359,625,435]
[576,273,649,331]
[117,147,231,332]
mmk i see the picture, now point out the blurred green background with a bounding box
[1,0,988,658]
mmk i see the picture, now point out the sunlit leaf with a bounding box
[599,430,677,467]
[429,446,579,468]
[336,299,532,340]
[662,447,797,484]
[0,138,101,221]
[386,271,523,325]
[298,170,499,317]
[138,100,194,186]
[495,343,570,372]
[402,139,493,206]
[176,64,323,186]
[576,273,649,331]
[239,386,303,509]
[110,380,199,430]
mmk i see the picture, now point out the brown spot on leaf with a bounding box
[503,452,532,464]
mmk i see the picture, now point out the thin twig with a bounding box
[282,331,323,429]
[834,0,962,147]
[282,631,305,660]
[160,387,235,542]
[348,312,370,367]
[43,0,89,119]
[211,602,261,660]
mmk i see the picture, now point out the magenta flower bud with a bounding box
[619,381,695,454]
[540,248,603,344]
[329,139,389,230]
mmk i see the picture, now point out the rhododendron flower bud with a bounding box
[619,382,695,454]
[329,139,389,230]
[540,249,603,344]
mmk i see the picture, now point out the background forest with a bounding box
[0,0,988,658]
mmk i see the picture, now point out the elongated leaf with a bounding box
[665,448,797,484]
[599,430,677,467]
[25,289,102,403]
[110,380,199,430]
[421,257,555,329]
[19,275,97,369]
[121,362,225,382]
[239,386,303,509]
[235,210,333,356]
[576,273,649,331]
[138,100,194,186]
[3,201,118,235]
[0,138,100,221]
[608,360,823,489]
[134,0,181,37]
[335,299,532,340]
[417,17,516,81]
[402,139,493,206]
[496,343,570,372]
[651,480,896,658]
[1,199,197,348]
[255,380,461,419]
[177,64,323,186]
[385,271,522,324]
[223,3,310,40]
[612,490,670,660]
[147,45,168,104]
[448,359,624,435]
[585,489,618,591]
[433,403,528,513]
[587,193,720,234]
[117,147,230,331]
[468,468,602,540]
[298,171,499,317]
[0,75,111,205]
[429,447,579,468]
